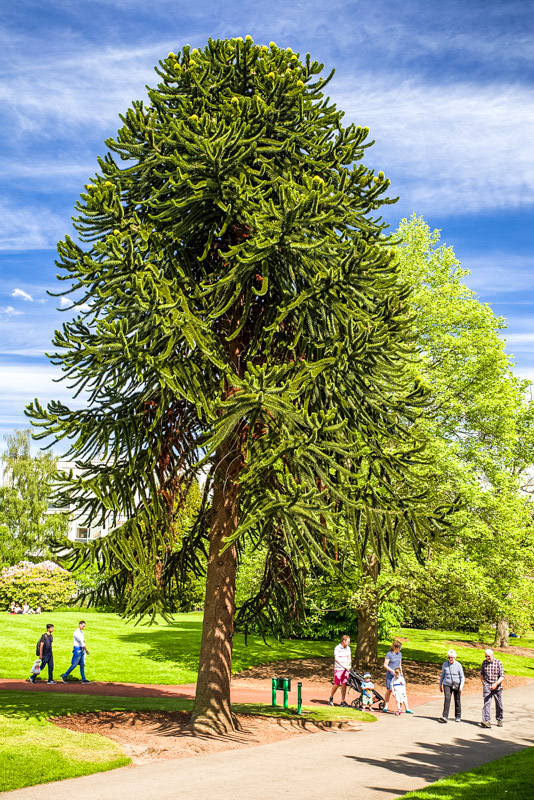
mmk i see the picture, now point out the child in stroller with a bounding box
[346,670,386,711]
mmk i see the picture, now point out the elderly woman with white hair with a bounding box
[438,649,465,723]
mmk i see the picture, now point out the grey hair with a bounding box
[447,649,457,658]
[485,648,494,656]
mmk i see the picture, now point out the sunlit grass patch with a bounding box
[403,746,533,799]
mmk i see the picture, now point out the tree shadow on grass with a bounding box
[117,618,202,674]
[117,617,332,676]
[0,690,192,721]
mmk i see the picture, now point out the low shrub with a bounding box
[0,561,77,611]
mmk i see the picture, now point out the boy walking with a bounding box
[28,623,55,684]
[61,620,92,684]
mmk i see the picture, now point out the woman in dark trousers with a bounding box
[439,648,465,722]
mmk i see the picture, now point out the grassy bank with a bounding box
[0,690,132,792]
[403,746,534,799]
[0,689,371,791]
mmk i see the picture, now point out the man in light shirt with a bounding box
[328,634,351,707]
[61,620,92,684]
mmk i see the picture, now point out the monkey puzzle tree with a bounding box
[28,37,440,733]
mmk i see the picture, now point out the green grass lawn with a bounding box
[386,628,534,678]
[0,689,372,792]
[2,612,533,684]
[403,746,534,799]
[0,610,334,683]
[0,690,133,792]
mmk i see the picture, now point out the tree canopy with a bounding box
[376,217,534,642]
[29,38,447,733]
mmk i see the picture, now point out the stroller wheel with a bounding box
[351,697,363,710]
[378,701,385,711]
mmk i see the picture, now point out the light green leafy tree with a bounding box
[388,216,534,646]
[0,430,68,567]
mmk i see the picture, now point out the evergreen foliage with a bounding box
[28,38,446,729]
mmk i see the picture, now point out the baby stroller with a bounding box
[346,670,385,711]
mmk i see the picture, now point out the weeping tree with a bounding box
[28,37,444,734]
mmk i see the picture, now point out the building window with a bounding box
[76,526,90,540]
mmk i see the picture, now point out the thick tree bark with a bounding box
[355,553,380,669]
[190,447,240,735]
[493,616,509,648]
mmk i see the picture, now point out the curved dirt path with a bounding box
[2,655,532,709]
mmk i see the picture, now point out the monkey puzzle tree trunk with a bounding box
[493,616,509,648]
[355,553,380,668]
[190,444,240,735]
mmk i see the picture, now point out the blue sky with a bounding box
[1,0,533,450]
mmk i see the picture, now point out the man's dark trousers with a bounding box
[40,654,54,681]
[482,682,503,722]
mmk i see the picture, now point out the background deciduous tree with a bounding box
[350,217,534,654]
[0,430,68,567]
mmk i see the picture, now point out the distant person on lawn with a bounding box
[61,620,91,684]
[383,640,403,712]
[480,648,504,728]
[27,623,55,684]
[328,634,351,707]
[439,648,465,723]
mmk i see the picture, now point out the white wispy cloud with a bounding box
[335,79,534,215]
[59,297,92,312]
[0,158,96,190]
[461,254,534,294]
[502,333,534,346]
[1,306,23,316]
[514,367,534,384]
[0,361,87,451]
[0,200,69,251]
[0,41,174,135]
[11,288,33,302]
[0,347,48,357]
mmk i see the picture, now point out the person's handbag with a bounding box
[30,658,41,675]
[448,663,460,691]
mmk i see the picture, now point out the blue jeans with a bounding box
[62,648,87,680]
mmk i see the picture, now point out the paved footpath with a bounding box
[5,684,534,800]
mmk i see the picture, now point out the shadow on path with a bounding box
[345,731,534,783]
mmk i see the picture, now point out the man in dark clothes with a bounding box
[29,623,55,684]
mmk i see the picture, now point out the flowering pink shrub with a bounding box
[0,560,77,611]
